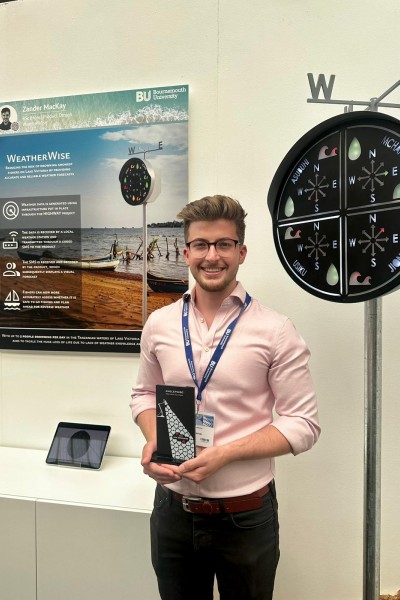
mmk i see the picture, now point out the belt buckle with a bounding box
[182,496,202,512]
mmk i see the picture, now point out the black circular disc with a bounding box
[67,430,90,459]
[267,111,400,303]
[119,157,154,206]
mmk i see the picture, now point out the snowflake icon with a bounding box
[357,160,388,192]
[358,225,389,257]
[304,174,329,203]
[304,232,330,260]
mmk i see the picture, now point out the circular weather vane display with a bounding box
[119,157,155,206]
[267,111,400,302]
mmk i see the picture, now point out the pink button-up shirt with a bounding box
[130,282,320,498]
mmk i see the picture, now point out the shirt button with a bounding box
[200,318,205,323]
[204,346,210,352]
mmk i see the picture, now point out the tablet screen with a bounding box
[46,422,111,469]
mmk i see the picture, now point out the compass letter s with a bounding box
[307,73,336,101]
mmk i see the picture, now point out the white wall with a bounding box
[1,1,399,598]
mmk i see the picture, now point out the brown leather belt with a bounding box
[171,484,270,515]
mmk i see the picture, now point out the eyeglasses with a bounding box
[186,238,240,257]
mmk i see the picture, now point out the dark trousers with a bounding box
[150,483,280,600]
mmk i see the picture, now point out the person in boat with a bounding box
[130,195,320,600]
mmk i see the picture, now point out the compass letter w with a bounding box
[307,73,336,100]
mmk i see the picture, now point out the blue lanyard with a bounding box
[182,292,251,404]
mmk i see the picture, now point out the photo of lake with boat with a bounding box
[87,226,188,281]
[0,224,188,334]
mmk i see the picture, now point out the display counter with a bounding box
[0,447,158,600]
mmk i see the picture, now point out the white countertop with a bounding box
[0,446,155,512]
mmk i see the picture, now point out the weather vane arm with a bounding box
[307,98,400,109]
[307,73,400,110]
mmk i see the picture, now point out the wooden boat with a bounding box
[18,237,122,266]
[53,256,120,270]
[18,251,120,269]
[18,250,56,261]
[18,250,119,270]
[147,271,188,293]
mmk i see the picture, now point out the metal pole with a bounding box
[142,203,148,325]
[363,298,382,600]
[363,100,382,600]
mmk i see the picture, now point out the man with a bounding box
[0,107,12,130]
[130,195,320,600]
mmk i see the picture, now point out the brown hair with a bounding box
[177,195,247,243]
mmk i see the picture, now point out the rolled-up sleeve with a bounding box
[130,313,164,422]
[268,318,321,455]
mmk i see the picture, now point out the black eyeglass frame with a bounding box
[185,238,240,253]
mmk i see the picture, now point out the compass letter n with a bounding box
[307,73,336,100]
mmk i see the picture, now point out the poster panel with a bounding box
[0,85,189,352]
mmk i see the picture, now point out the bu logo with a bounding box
[307,73,336,101]
[136,90,151,102]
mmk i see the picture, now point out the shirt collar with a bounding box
[183,281,247,307]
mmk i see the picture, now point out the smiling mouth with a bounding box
[201,266,224,273]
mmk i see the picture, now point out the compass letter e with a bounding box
[307,73,336,101]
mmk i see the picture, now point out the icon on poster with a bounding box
[3,262,20,277]
[2,201,19,221]
[3,290,20,310]
[2,231,19,250]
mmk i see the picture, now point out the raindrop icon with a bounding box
[284,196,295,217]
[326,263,339,286]
[393,183,400,199]
[348,137,361,161]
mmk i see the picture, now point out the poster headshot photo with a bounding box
[0,105,19,133]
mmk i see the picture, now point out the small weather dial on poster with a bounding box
[119,157,155,206]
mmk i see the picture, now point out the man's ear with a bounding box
[239,244,247,264]
[183,246,190,265]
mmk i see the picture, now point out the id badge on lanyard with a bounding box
[182,292,251,445]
